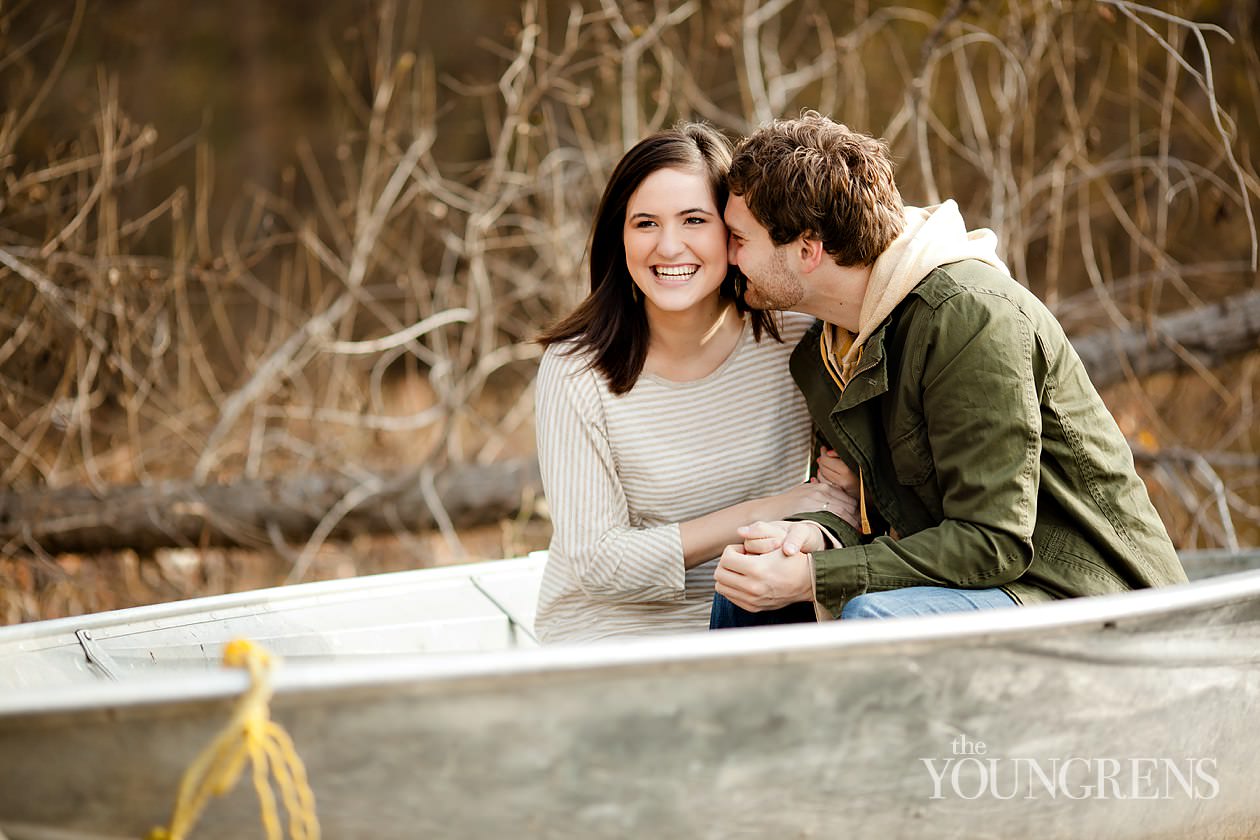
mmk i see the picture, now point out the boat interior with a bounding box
[1,549,1258,693]
[0,554,547,691]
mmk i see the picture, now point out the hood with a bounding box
[839,200,1009,372]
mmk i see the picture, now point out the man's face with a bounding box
[723,194,806,311]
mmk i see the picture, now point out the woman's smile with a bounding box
[652,263,700,283]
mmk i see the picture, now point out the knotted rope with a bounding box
[147,639,319,840]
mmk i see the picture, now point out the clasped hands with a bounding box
[715,449,858,613]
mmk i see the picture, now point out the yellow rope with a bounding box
[147,639,319,840]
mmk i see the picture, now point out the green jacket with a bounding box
[793,259,1187,616]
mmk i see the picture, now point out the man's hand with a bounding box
[738,519,829,556]
[714,544,814,612]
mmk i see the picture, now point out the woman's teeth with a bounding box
[654,265,698,278]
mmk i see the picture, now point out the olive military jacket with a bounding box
[793,259,1187,617]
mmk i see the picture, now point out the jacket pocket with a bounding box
[889,420,934,486]
[1040,524,1131,594]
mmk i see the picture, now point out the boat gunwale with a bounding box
[2,548,1250,650]
[4,559,1260,721]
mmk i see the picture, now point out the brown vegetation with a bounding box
[1,0,1258,622]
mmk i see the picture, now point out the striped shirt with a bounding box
[534,312,815,643]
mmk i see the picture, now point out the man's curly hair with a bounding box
[728,110,904,267]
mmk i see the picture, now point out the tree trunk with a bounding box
[1071,290,1260,388]
[0,458,541,556]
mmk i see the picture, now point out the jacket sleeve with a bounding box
[810,293,1040,617]
[535,349,687,603]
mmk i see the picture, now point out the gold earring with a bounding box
[631,284,640,303]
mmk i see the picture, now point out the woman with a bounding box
[534,123,852,643]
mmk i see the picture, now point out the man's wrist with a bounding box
[794,551,816,603]
[805,521,831,552]
[814,521,841,550]
[804,551,818,601]
[787,512,857,549]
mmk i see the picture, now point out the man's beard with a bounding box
[743,248,804,311]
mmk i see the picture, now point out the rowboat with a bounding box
[1,548,1259,839]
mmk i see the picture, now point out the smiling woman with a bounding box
[532,124,851,643]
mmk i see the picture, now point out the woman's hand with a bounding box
[755,477,858,529]
[817,447,858,495]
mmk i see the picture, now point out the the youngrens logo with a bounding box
[922,734,1219,801]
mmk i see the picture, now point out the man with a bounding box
[712,111,1186,625]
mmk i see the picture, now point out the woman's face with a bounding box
[622,166,729,319]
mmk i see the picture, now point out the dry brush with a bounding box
[1,0,1258,619]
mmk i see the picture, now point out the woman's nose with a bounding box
[656,224,685,257]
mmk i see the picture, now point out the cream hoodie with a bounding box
[834,200,1010,381]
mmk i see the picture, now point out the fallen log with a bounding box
[1071,289,1260,388]
[0,458,542,556]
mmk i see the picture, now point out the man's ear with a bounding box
[797,236,826,273]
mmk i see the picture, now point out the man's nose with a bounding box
[727,237,739,265]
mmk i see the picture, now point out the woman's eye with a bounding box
[685,216,707,225]
[634,220,657,229]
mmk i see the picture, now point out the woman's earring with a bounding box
[734,273,744,298]
[631,284,640,303]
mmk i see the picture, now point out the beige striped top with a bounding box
[534,311,815,643]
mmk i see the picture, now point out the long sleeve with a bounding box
[535,348,687,603]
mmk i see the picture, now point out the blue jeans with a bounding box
[710,586,1015,629]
